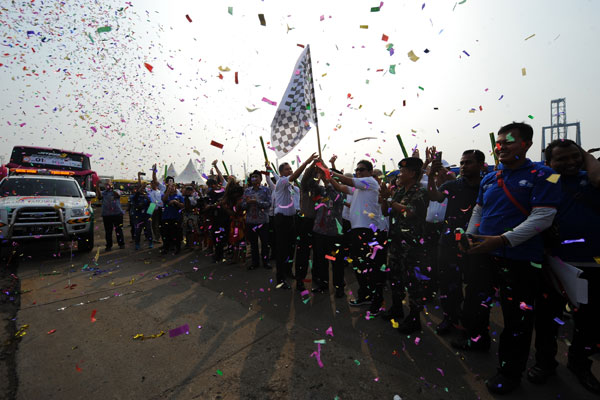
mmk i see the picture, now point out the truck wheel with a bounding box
[77,232,94,252]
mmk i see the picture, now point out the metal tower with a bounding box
[541,98,581,160]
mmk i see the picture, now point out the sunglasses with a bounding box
[355,167,368,172]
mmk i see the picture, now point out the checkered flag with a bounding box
[270,45,318,158]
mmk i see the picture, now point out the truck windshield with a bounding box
[0,178,82,198]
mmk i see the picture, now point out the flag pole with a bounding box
[307,45,322,159]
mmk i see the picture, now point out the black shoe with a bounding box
[296,282,306,292]
[526,364,556,385]
[247,265,258,270]
[368,301,383,317]
[174,248,181,255]
[436,316,457,336]
[335,287,345,298]
[276,281,291,290]
[119,244,125,249]
[311,284,328,293]
[263,263,272,270]
[348,297,371,307]
[568,362,600,394]
[397,314,421,334]
[160,249,169,255]
[486,373,520,395]
[104,246,112,252]
[381,306,404,322]
[451,332,491,352]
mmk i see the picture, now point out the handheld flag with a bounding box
[270,45,318,158]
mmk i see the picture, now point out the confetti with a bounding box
[553,317,565,325]
[15,325,29,337]
[185,14,192,23]
[524,33,536,41]
[90,309,97,323]
[522,67,527,76]
[528,115,534,119]
[530,262,542,269]
[261,97,277,106]
[389,65,396,74]
[326,326,334,336]
[360,25,369,29]
[407,50,420,62]
[216,369,223,376]
[169,324,190,338]
[96,26,112,33]
[546,174,560,184]
[382,34,389,41]
[132,331,165,340]
[228,7,233,15]
[258,14,266,26]
[210,140,224,149]
[462,50,470,56]
[144,63,153,73]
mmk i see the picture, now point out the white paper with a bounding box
[546,256,588,306]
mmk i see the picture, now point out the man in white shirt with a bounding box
[273,153,318,289]
[330,160,383,306]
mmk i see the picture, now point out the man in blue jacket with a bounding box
[466,122,561,394]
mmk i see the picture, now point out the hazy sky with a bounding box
[1,0,599,178]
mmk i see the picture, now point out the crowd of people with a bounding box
[95,122,599,396]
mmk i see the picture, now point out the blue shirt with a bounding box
[553,171,600,265]
[477,159,561,262]
[101,189,124,216]
[162,194,184,220]
[242,185,271,224]
[274,176,296,216]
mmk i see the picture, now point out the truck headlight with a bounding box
[70,208,86,217]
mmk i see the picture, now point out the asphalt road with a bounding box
[7,214,600,399]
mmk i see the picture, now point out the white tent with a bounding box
[176,159,204,184]
[166,163,178,179]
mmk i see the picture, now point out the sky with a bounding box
[1,0,599,178]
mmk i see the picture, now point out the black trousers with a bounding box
[312,232,345,288]
[437,242,464,321]
[133,213,152,245]
[461,253,494,340]
[103,214,124,248]
[246,222,270,267]
[268,215,276,259]
[387,241,425,310]
[483,255,541,379]
[274,214,296,283]
[349,228,387,301]
[423,222,443,290]
[534,267,600,371]
[161,218,182,252]
[569,268,600,370]
[295,216,314,284]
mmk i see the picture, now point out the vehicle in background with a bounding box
[0,146,99,192]
[0,171,96,263]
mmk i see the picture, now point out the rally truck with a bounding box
[0,172,96,260]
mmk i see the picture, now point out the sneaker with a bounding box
[381,306,404,322]
[486,372,520,395]
[311,284,329,294]
[276,281,291,290]
[348,297,371,307]
[335,287,345,298]
[397,314,421,334]
[451,332,491,352]
[368,301,383,317]
[526,364,555,385]
[436,316,457,336]
[568,361,600,394]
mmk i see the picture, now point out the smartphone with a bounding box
[435,151,442,161]
[455,228,471,251]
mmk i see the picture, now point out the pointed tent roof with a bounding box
[166,163,178,179]
[176,159,204,184]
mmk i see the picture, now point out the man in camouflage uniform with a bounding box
[380,157,429,334]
